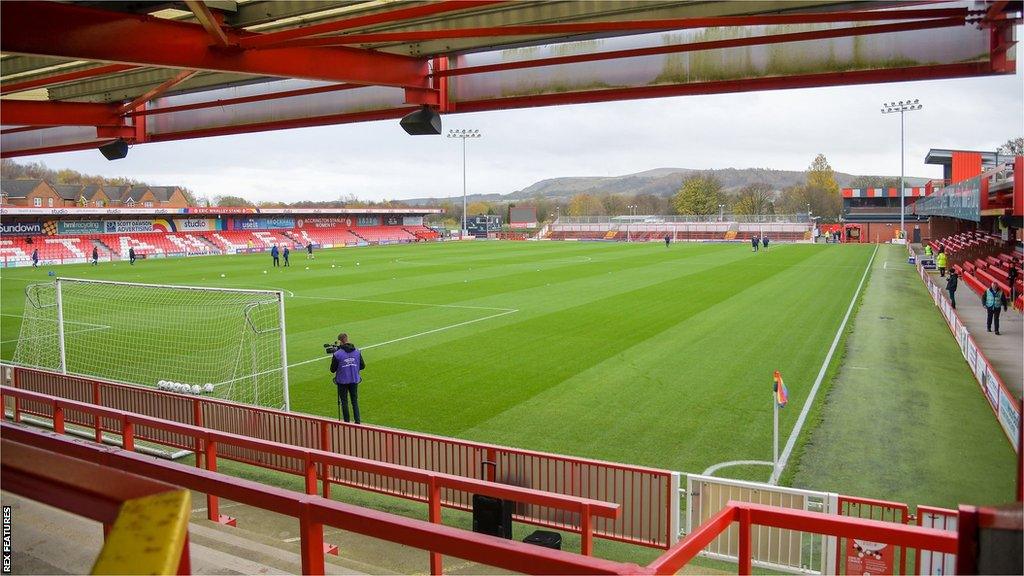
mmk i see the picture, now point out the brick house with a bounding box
[0,179,63,208]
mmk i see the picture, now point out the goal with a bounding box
[12,277,290,410]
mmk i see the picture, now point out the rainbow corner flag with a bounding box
[773,370,789,408]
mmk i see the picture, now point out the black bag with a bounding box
[523,530,562,550]
[472,460,513,539]
[472,494,513,538]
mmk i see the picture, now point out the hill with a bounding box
[403,167,929,206]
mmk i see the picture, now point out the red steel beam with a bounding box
[0,1,429,89]
[453,62,997,114]
[117,70,199,115]
[272,7,969,48]
[0,64,141,96]
[238,0,504,50]
[184,0,233,48]
[1,139,117,159]
[124,83,363,117]
[436,17,965,78]
[0,100,122,127]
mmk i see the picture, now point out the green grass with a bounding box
[791,245,1017,508]
[0,240,1014,508]
[3,241,871,478]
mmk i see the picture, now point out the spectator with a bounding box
[270,244,280,267]
[936,249,947,278]
[982,281,1008,335]
[946,270,958,309]
[330,332,365,424]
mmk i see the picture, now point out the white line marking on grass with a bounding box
[210,307,519,387]
[883,261,889,270]
[0,324,110,345]
[291,294,516,312]
[768,245,877,485]
[702,460,774,477]
[0,313,110,329]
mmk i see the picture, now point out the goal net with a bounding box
[12,278,290,410]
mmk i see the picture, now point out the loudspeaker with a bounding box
[99,139,129,161]
[472,494,513,538]
[399,105,442,135]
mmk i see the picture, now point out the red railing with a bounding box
[1,421,640,575]
[4,364,676,548]
[0,385,622,568]
[1,417,962,576]
[836,495,911,574]
[1,434,192,574]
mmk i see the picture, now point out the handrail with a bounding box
[1,385,619,565]
[0,436,191,575]
[650,502,958,575]
[1,422,642,576]
[4,363,670,550]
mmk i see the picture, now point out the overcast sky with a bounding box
[13,66,1023,203]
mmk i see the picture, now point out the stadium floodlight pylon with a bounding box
[13,277,290,411]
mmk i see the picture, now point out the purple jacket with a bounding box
[331,344,365,384]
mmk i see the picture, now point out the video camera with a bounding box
[324,342,341,354]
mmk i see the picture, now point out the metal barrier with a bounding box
[1,422,641,575]
[1,363,677,548]
[2,420,963,576]
[915,506,958,575]
[684,474,836,574]
[836,495,910,574]
[0,384,622,569]
[1,434,191,575]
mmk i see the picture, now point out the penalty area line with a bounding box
[210,307,519,388]
[768,245,877,485]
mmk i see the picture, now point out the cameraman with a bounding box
[329,333,365,424]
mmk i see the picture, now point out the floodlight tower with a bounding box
[881,99,923,239]
[447,128,482,237]
[627,204,637,242]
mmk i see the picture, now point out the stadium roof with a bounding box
[1,1,1020,158]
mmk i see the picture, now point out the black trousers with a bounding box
[947,289,956,309]
[986,307,1001,333]
[336,382,360,423]
[272,256,279,267]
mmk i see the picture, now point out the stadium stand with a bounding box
[349,226,418,243]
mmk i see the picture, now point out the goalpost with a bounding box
[12,277,290,411]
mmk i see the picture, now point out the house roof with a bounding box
[52,183,85,201]
[0,179,46,198]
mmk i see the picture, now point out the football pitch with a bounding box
[1,240,877,482]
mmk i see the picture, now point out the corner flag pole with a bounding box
[773,388,779,472]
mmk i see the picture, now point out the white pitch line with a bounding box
[291,294,516,312]
[211,307,519,387]
[0,312,111,329]
[768,245,877,485]
[702,459,774,477]
[0,324,110,345]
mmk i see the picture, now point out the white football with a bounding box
[263,270,267,274]
[157,379,167,389]
[331,264,336,268]
[191,385,201,395]
[356,262,360,266]
[220,273,226,277]
[203,383,214,393]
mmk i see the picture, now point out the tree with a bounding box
[997,137,1023,156]
[567,193,605,216]
[672,173,723,215]
[214,195,254,207]
[731,183,774,215]
[466,201,491,216]
[806,153,839,194]
[601,194,628,216]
